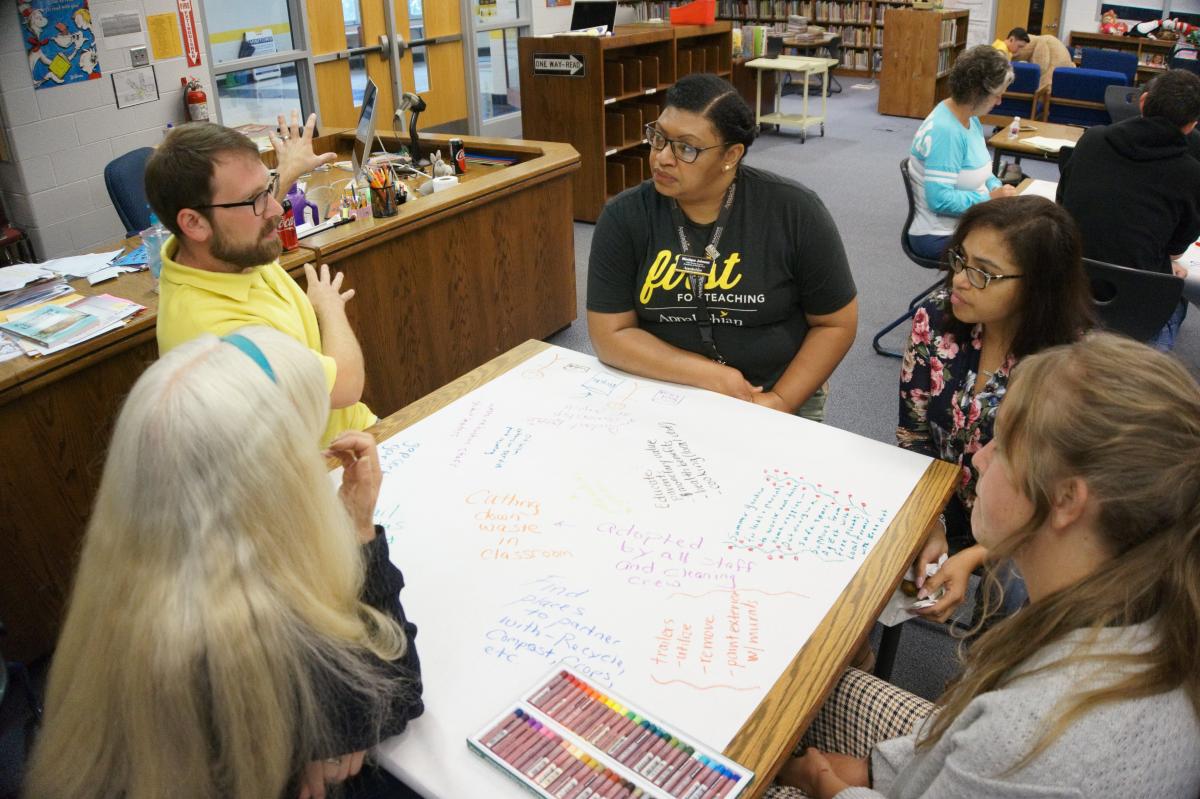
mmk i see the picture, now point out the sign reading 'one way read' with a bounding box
[533,53,586,77]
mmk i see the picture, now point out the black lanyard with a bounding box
[668,179,737,365]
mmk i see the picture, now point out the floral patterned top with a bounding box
[897,291,1017,525]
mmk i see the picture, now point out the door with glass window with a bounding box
[465,0,530,137]
[307,0,467,133]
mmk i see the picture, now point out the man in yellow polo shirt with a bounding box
[146,116,374,445]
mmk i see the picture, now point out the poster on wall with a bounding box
[546,0,572,6]
[18,0,100,89]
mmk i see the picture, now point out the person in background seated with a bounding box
[24,327,424,799]
[898,196,1093,622]
[588,74,857,422]
[1004,27,1075,93]
[147,113,374,445]
[1058,69,1200,351]
[907,46,1016,260]
[774,333,1200,799]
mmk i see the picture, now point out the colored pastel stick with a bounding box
[482,709,526,749]
[530,671,569,707]
[582,698,618,742]
[499,718,544,764]
[712,771,743,798]
[677,759,722,799]
[547,677,586,717]
[698,766,734,799]
[556,685,594,725]
[517,728,559,775]
[570,695,609,736]
[632,725,667,775]
[604,712,642,756]
[548,752,590,797]
[616,719,656,765]
[664,754,708,795]
[567,761,606,799]
[541,675,581,715]
[535,746,576,788]
[492,715,538,760]
[654,743,694,786]
[587,699,627,747]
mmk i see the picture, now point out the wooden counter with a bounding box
[0,132,579,661]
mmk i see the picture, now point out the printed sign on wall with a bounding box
[18,0,100,89]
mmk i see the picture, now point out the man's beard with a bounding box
[210,217,282,269]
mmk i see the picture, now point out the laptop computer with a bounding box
[569,1,617,33]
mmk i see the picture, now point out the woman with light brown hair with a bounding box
[24,326,423,799]
[771,333,1200,799]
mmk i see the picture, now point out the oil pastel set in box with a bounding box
[468,668,754,799]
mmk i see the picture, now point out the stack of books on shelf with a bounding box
[936,47,953,73]
[625,0,676,21]
[939,17,957,46]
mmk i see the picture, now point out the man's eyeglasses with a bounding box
[195,173,279,217]
[644,124,727,164]
[948,249,1024,290]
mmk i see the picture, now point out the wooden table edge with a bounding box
[724,458,959,796]
[363,343,960,798]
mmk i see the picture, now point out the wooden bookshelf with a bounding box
[1068,30,1173,85]
[518,22,733,223]
[618,0,918,78]
[877,8,968,118]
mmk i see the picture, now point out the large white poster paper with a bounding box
[372,346,931,797]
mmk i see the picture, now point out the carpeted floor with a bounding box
[545,82,1200,701]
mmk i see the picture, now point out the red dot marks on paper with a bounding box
[727,545,734,550]
[861,501,868,508]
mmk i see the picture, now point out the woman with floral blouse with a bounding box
[898,196,1094,622]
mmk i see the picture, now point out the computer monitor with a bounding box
[570,1,617,32]
[351,78,379,180]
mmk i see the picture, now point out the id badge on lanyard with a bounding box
[670,180,737,365]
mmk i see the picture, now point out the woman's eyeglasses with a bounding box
[644,124,727,164]
[948,248,1024,290]
[195,173,280,217]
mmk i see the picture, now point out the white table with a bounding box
[745,56,839,143]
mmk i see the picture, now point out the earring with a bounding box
[723,164,731,171]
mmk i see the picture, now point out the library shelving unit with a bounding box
[518,22,733,223]
[1067,30,1173,85]
[618,0,917,78]
[877,8,968,118]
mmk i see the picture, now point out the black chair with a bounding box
[1083,257,1184,341]
[1103,84,1143,124]
[103,147,154,236]
[872,158,946,358]
[823,35,843,95]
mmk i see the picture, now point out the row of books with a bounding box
[828,24,873,46]
[937,47,954,73]
[618,0,916,22]
[939,18,958,46]
[840,49,873,69]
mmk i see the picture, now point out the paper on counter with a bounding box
[41,250,123,279]
[1020,179,1058,200]
[1022,136,1076,153]
[0,264,54,292]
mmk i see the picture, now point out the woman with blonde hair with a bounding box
[24,326,423,799]
[774,333,1200,798]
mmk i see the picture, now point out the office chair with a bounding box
[0,202,34,265]
[1104,84,1143,124]
[1083,256,1184,342]
[871,158,947,358]
[103,147,154,237]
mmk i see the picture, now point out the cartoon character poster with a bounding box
[18,0,100,89]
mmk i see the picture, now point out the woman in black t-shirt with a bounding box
[587,74,857,420]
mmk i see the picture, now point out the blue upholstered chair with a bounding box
[1044,66,1128,126]
[994,61,1045,119]
[1080,47,1137,83]
[103,147,154,237]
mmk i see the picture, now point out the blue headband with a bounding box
[221,334,277,383]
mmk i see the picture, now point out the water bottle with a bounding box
[141,209,168,285]
[1008,116,1021,140]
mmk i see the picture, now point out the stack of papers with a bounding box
[0,293,144,359]
[0,263,56,292]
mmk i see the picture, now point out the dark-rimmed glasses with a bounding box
[195,173,279,217]
[948,248,1024,290]
[644,124,727,164]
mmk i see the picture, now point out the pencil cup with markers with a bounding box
[468,667,754,799]
[370,182,398,218]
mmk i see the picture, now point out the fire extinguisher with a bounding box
[182,76,209,122]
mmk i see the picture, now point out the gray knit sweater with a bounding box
[838,622,1200,799]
